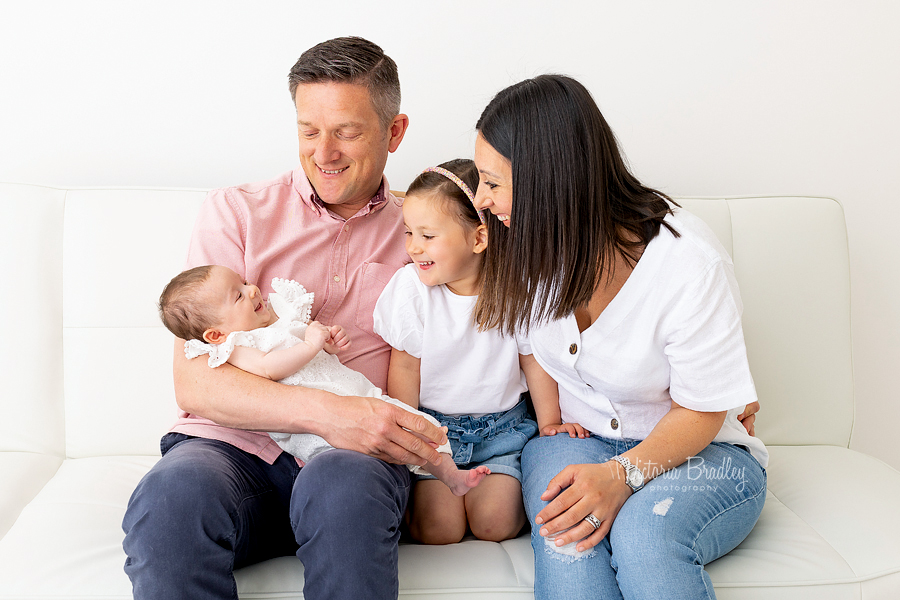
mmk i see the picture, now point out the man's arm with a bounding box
[173,338,446,466]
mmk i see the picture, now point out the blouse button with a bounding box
[610,418,619,430]
[569,343,578,355]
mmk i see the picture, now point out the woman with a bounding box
[471,74,767,600]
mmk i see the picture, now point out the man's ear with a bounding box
[387,113,409,153]
[203,328,226,345]
[473,223,488,254]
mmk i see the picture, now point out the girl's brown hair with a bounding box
[406,158,482,230]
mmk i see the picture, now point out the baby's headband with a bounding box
[423,166,487,225]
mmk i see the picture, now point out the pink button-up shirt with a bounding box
[169,167,409,463]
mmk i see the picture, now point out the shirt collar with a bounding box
[293,166,390,219]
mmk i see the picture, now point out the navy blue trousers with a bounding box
[122,434,411,600]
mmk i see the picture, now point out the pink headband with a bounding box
[423,166,487,225]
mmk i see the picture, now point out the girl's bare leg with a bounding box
[464,474,527,542]
[408,479,468,544]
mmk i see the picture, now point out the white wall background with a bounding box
[2,0,898,469]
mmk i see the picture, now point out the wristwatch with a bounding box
[611,455,645,493]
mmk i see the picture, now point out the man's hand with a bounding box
[319,395,447,466]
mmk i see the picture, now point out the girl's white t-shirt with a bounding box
[373,264,529,417]
[529,207,768,467]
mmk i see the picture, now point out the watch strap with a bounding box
[611,455,644,492]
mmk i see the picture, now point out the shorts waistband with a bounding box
[421,397,529,445]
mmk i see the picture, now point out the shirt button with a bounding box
[333,276,341,282]
[610,418,619,430]
[569,343,578,355]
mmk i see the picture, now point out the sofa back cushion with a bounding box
[61,188,205,457]
[0,185,66,455]
[0,184,854,458]
[679,197,853,447]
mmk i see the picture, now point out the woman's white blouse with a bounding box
[529,207,768,467]
[373,264,529,417]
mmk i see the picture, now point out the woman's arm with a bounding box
[534,402,726,552]
[173,338,446,466]
[386,348,421,409]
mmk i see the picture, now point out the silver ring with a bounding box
[584,514,602,530]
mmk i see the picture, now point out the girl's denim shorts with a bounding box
[419,396,538,483]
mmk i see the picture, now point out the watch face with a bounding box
[627,470,644,488]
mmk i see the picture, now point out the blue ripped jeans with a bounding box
[521,434,766,600]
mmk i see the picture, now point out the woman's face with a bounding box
[473,133,514,228]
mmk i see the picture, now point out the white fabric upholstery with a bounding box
[0,183,898,599]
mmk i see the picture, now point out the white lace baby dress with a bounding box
[184,278,449,469]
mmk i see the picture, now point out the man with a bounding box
[122,37,446,600]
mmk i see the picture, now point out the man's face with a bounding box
[294,81,407,220]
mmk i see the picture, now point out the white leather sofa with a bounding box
[1,183,899,599]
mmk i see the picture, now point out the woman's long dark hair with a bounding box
[474,74,678,335]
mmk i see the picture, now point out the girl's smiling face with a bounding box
[473,133,514,228]
[403,192,487,296]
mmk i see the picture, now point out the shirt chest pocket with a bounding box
[356,262,400,337]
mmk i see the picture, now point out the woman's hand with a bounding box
[540,422,590,438]
[534,461,632,553]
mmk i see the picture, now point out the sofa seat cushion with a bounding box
[707,446,900,598]
[1,446,899,599]
[0,452,63,540]
[0,456,153,597]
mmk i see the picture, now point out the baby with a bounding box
[158,264,489,496]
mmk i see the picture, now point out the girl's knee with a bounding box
[469,517,525,542]
[409,509,467,545]
[467,497,527,542]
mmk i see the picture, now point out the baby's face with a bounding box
[205,266,273,335]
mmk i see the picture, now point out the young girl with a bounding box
[372,159,586,545]
[157,264,490,496]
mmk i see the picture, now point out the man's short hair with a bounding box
[288,36,401,130]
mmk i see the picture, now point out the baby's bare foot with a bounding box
[447,466,491,496]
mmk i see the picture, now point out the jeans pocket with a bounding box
[160,432,194,456]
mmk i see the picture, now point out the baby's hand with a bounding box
[304,321,331,351]
[324,324,351,355]
[541,422,590,438]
